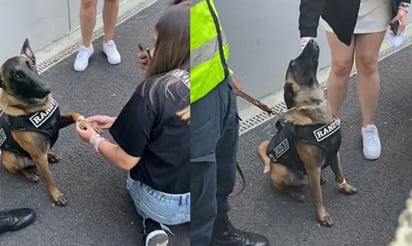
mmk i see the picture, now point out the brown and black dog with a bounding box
[257,40,357,226]
[0,39,94,206]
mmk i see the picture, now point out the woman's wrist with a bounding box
[89,134,107,153]
[399,2,410,14]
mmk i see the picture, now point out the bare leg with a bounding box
[354,31,385,127]
[80,0,98,47]
[102,0,119,43]
[325,32,356,117]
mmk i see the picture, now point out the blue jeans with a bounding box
[126,175,190,225]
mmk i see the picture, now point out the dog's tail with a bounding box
[257,140,271,173]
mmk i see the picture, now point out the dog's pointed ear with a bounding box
[21,38,36,65]
[284,82,295,109]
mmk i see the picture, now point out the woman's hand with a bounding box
[137,48,154,71]
[86,115,116,130]
[75,121,98,143]
[391,6,408,34]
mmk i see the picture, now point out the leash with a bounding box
[229,161,246,198]
[230,88,275,197]
[235,89,275,115]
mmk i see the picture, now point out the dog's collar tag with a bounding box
[29,99,59,128]
[312,118,341,142]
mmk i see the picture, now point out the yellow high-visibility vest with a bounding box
[190,0,232,103]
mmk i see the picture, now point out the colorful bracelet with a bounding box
[400,2,410,8]
[89,134,107,153]
[399,6,409,14]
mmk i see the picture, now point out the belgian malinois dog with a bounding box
[0,39,89,206]
[257,40,357,226]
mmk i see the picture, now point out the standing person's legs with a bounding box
[354,32,385,127]
[80,0,98,47]
[102,0,121,64]
[102,0,119,43]
[214,79,238,219]
[211,78,270,245]
[74,0,97,71]
[325,32,356,117]
[354,31,386,160]
[190,81,223,245]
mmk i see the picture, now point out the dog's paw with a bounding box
[22,171,40,182]
[290,191,305,202]
[53,194,68,206]
[48,152,61,163]
[339,183,358,195]
[319,214,334,227]
[320,176,327,185]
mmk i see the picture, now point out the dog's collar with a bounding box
[285,99,327,113]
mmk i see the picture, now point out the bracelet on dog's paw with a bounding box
[77,115,85,121]
[337,179,347,189]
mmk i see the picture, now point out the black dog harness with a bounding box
[266,118,342,173]
[0,99,60,158]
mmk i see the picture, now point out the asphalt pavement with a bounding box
[0,0,411,245]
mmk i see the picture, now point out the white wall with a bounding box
[0,0,123,63]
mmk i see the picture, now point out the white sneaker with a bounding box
[361,124,381,160]
[145,230,168,246]
[102,40,121,65]
[74,45,94,72]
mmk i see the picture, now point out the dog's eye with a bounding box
[14,72,23,80]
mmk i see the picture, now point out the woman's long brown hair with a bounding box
[145,4,189,79]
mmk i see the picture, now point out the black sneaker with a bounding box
[212,214,270,246]
[143,218,169,246]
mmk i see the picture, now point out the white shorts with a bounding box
[321,0,392,34]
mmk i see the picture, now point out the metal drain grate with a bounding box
[37,0,158,74]
[239,102,287,136]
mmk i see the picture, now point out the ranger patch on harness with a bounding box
[313,118,341,142]
[29,99,58,128]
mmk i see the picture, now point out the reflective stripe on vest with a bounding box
[190,0,231,103]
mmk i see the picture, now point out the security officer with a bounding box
[190,0,270,245]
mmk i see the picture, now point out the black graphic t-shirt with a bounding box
[110,71,190,194]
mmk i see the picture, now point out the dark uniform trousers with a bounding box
[191,76,239,246]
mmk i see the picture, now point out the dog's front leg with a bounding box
[12,131,67,206]
[59,112,83,129]
[297,143,333,226]
[330,153,357,194]
[32,153,67,206]
[305,166,333,226]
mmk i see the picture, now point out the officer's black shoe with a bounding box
[212,213,270,246]
[0,208,36,234]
